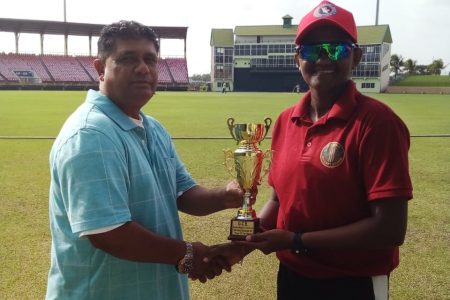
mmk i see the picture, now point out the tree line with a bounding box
[189,73,211,82]
[390,55,448,78]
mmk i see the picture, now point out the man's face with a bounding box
[95,38,159,117]
[295,26,361,93]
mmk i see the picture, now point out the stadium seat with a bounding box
[0,53,52,82]
[157,58,174,84]
[76,56,98,82]
[165,58,189,84]
[41,55,92,82]
[0,53,190,88]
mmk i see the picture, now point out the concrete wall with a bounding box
[379,43,391,92]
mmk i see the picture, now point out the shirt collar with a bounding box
[291,81,358,124]
[129,115,144,128]
[85,89,142,131]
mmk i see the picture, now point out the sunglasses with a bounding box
[296,42,357,62]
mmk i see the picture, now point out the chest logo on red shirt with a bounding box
[320,142,345,168]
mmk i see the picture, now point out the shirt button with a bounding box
[306,142,312,147]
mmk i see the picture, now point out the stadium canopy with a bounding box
[0,18,188,56]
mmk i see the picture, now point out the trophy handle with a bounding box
[260,149,272,180]
[223,149,236,178]
[262,117,272,141]
[227,117,239,145]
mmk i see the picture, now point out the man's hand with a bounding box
[240,229,293,255]
[249,186,258,206]
[189,242,255,283]
[188,242,226,283]
[222,180,244,209]
[202,242,255,268]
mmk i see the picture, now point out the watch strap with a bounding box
[176,242,194,274]
[291,232,307,255]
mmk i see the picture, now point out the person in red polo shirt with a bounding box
[213,1,413,299]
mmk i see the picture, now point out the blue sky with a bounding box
[1,0,449,75]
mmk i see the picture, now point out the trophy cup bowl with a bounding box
[224,117,272,240]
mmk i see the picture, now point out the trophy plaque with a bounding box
[224,117,272,240]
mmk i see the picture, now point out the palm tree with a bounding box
[428,59,444,75]
[415,65,430,75]
[404,59,417,75]
[390,54,404,79]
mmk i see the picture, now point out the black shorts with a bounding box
[277,263,389,300]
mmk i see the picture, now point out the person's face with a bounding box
[94,38,159,117]
[295,26,362,93]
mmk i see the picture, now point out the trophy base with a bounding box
[228,217,260,241]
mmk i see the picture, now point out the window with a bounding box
[232,43,296,69]
[360,45,381,63]
[214,65,224,79]
[287,44,295,54]
[353,63,380,77]
[361,82,375,89]
[244,45,250,56]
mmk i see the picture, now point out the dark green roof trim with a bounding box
[210,29,234,47]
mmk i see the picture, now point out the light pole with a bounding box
[375,0,380,25]
[63,0,67,22]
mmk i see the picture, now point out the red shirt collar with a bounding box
[291,81,358,124]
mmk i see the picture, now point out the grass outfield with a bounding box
[392,75,450,87]
[0,91,449,299]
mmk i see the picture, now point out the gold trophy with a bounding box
[224,117,272,240]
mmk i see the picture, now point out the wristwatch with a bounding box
[176,242,194,274]
[291,232,308,255]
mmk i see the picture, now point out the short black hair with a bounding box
[97,20,160,62]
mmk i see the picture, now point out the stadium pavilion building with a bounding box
[210,16,392,93]
[0,18,189,91]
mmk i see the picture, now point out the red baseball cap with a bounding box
[295,1,357,45]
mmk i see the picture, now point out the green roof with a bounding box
[234,25,297,36]
[210,29,234,47]
[357,25,392,44]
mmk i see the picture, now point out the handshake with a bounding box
[184,241,251,283]
[183,228,293,283]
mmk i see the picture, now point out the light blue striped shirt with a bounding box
[46,90,196,300]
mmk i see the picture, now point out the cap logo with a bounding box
[313,3,337,18]
[320,142,344,168]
